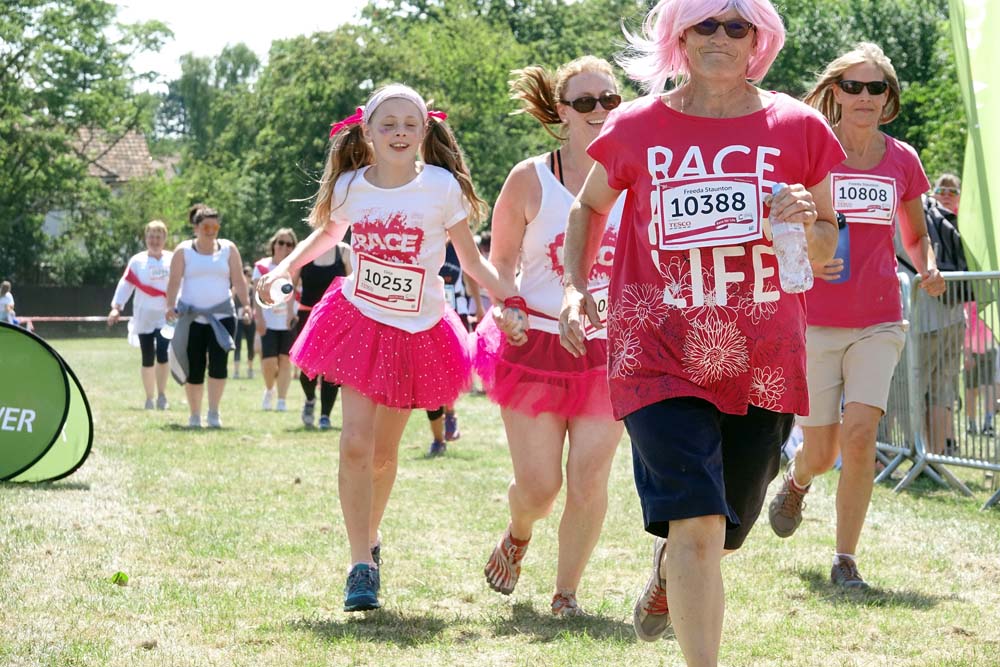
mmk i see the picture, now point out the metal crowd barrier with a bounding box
[882,271,1000,510]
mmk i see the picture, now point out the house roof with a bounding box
[77,128,156,184]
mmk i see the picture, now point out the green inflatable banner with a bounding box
[0,322,93,482]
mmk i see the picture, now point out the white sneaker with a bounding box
[206,410,222,428]
[276,398,287,412]
[262,389,275,411]
[233,369,240,379]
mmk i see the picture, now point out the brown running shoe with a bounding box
[632,536,671,642]
[768,470,809,538]
[551,590,585,617]
[484,529,529,595]
[831,556,871,590]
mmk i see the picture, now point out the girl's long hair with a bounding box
[421,117,488,223]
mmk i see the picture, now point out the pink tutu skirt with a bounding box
[473,316,613,419]
[290,279,472,409]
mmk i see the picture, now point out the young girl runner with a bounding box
[477,56,626,616]
[256,84,526,612]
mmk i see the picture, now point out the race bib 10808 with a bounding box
[657,174,762,251]
[832,174,897,225]
[353,253,426,316]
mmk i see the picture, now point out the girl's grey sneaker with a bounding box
[156,394,168,410]
[144,398,155,410]
[206,410,222,429]
[344,563,380,612]
[633,536,671,641]
[187,414,202,429]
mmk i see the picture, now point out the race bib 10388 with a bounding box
[657,174,762,251]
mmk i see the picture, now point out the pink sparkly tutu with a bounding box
[290,278,472,409]
[473,315,613,419]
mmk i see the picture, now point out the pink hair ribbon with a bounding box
[329,107,364,138]
[428,110,448,122]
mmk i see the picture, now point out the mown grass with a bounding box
[1,337,999,667]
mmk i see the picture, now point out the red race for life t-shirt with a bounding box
[588,93,846,419]
[806,135,930,327]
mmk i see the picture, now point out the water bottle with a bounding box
[829,213,851,284]
[770,183,814,293]
[255,278,294,307]
[159,324,174,340]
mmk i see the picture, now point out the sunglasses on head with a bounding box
[837,79,889,95]
[559,93,622,113]
[274,239,295,247]
[935,187,960,196]
[690,18,755,39]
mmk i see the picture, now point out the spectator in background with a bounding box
[253,228,299,412]
[107,220,174,410]
[233,265,256,379]
[911,173,968,454]
[165,204,251,429]
[935,173,999,436]
[0,281,16,325]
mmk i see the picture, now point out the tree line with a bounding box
[0,0,964,285]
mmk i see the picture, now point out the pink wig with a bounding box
[620,0,786,92]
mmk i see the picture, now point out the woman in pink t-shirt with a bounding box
[558,0,842,662]
[767,42,946,590]
[475,56,625,617]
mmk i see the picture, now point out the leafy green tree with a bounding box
[0,0,168,282]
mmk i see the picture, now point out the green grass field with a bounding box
[2,337,999,667]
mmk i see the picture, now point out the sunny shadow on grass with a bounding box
[796,568,953,609]
[289,609,449,646]
[488,601,635,643]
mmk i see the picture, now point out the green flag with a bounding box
[950,0,999,271]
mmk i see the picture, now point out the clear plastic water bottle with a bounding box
[770,183,813,293]
[829,214,851,284]
[255,278,294,307]
[159,324,174,340]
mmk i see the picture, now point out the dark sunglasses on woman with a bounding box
[691,18,755,39]
[275,240,295,247]
[837,80,889,95]
[934,187,960,196]
[559,93,622,113]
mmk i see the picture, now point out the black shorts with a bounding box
[261,328,293,358]
[624,397,793,550]
[138,329,170,367]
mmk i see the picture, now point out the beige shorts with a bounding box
[799,322,907,426]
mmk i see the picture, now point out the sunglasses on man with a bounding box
[690,18,755,39]
[934,187,960,196]
[559,93,622,114]
[837,80,889,95]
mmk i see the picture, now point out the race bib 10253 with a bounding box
[657,174,762,251]
[353,253,426,316]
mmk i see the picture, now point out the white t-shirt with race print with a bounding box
[332,165,470,333]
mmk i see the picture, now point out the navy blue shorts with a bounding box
[624,397,793,550]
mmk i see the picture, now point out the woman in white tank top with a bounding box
[476,56,625,616]
[165,204,252,428]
